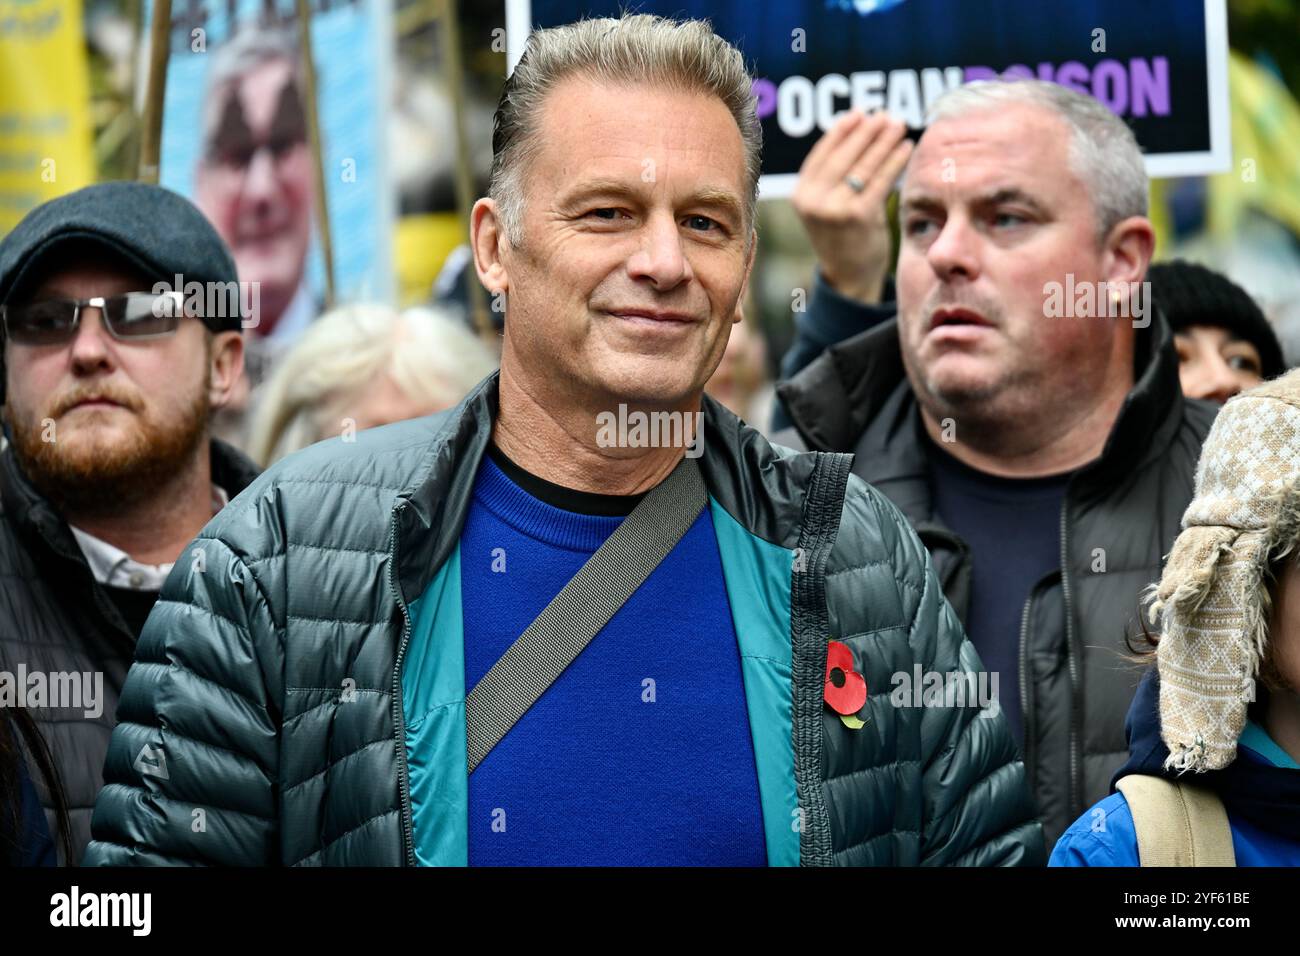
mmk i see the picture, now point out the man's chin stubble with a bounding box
[5,398,210,518]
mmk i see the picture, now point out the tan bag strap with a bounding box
[1116,775,1236,866]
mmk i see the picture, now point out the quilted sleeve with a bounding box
[83,534,283,866]
[865,487,1046,867]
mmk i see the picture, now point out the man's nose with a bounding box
[242,147,279,203]
[626,213,693,290]
[68,305,115,373]
[926,216,981,281]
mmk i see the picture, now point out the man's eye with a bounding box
[684,215,719,232]
[993,211,1027,228]
[586,208,622,221]
[905,217,936,237]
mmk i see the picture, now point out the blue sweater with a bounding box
[459,454,767,866]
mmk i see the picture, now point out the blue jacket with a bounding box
[1051,668,1300,866]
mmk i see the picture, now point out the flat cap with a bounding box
[0,181,242,332]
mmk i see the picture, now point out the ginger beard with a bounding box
[3,358,212,518]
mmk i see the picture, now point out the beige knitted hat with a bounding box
[1150,368,1300,772]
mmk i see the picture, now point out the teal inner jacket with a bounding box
[400,497,799,866]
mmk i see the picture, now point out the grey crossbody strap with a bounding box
[465,455,708,773]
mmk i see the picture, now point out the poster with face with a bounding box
[145,0,393,353]
[193,28,315,339]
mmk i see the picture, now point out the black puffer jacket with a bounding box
[0,435,259,862]
[778,313,1218,846]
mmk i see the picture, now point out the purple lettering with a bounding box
[1055,61,1091,95]
[1129,56,1170,117]
[1091,59,1128,114]
[752,78,777,120]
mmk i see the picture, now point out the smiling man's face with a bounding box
[490,76,754,410]
[896,102,1124,426]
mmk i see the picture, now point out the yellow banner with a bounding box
[0,0,93,234]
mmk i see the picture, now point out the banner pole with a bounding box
[295,0,336,308]
[437,0,492,342]
[136,0,172,184]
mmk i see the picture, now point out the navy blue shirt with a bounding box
[459,447,767,865]
[925,436,1070,743]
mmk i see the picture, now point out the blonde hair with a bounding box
[247,303,498,466]
[489,14,761,245]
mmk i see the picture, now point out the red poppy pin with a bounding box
[825,640,868,730]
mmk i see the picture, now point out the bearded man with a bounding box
[0,182,257,862]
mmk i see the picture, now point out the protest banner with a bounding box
[508,0,1231,197]
[0,0,94,233]
[141,0,394,342]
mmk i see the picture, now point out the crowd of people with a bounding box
[0,13,1295,867]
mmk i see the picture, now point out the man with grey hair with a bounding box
[777,78,1219,846]
[87,15,1041,866]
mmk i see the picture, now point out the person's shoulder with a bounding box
[831,472,925,578]
[1049,791,1139,867]
[257,411,452,490]
[206,409,463,556]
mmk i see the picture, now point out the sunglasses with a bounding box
[0,292,192,346]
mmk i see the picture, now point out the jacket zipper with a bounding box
[1058,505,1082,816]
[386,503,417,866]
[1017,590,1035,778]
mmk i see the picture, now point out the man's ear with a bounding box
[1103,215,1156,290]
[471,198,511,305]
[207,330,245,409]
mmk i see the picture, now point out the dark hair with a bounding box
[0,706,73,865]
[1124,602,1160,658]
[1151,259,1286,379]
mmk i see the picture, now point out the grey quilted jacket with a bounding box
[85,374,1044,866]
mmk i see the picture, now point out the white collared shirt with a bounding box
[70,484,230,590]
